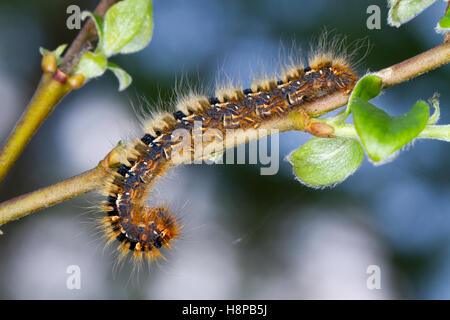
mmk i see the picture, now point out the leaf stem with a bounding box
[419,124,450,141]
[324,121,450,142]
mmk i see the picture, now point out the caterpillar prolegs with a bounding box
[100,48,359,263]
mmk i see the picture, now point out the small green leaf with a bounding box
[107,62,132,91]
[81,11,104,53]
[119,2,153,54]
[39,44,67,65]
[74,52,107,78]
[388,0,436,27]
[350,75,383,101]
[54,44,68,59]
[289,137,364,187]
[352,98,429,162]
[39,47,50,56]
[345,75,383,118]
[102,0,149,57]
[436,5,450,33]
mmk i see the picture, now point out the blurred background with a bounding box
[0,0,449,299]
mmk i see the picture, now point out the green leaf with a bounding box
[289,137,364,187]
[39,44,67,65]
[54,44,68,59]
[436,5,450,33]
[107,62,132,91]
[119,2,153,54]
[81,11,104,53]
[39,48,50,56]
[388,0,436,27]
[74,52,107,78]
[345,75,383,118]
[352,98,429,162]
[102,0,149,57]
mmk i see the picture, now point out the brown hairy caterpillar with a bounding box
[99,41,360,264]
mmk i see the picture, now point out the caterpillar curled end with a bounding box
[100,187,180,262]
[100,42,361,263]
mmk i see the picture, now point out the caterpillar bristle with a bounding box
[111,144,139,168]
[308,29,367,75]
[215,85,245,102]
[250,77,278,93]
[150,247,164,261]
[129,141,146,155]
[132,142,149,154]
[133,249,144,262]
[308,54,353,75]
[175,92,210,115]
[117,241,130,261]
[98,216,120,246]
[106,176,125,189]
[144,111,177,136]
[103,189,120,198]
[280,64,305,83]
[100,205,113,212]
[160,112,178,127]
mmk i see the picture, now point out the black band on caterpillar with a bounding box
[140,133,155,145]
[100,50,359,263]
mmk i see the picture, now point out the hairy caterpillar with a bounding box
[100,42,359,263]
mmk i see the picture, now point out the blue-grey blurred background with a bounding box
[0,0,449,299]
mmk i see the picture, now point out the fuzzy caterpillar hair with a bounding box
[100,43,359,263]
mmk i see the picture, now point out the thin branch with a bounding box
[0,168,104,226]
[0,0,119,183]
[375,40,450,88]
[0,146,122,227]
[0,40,449,228]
